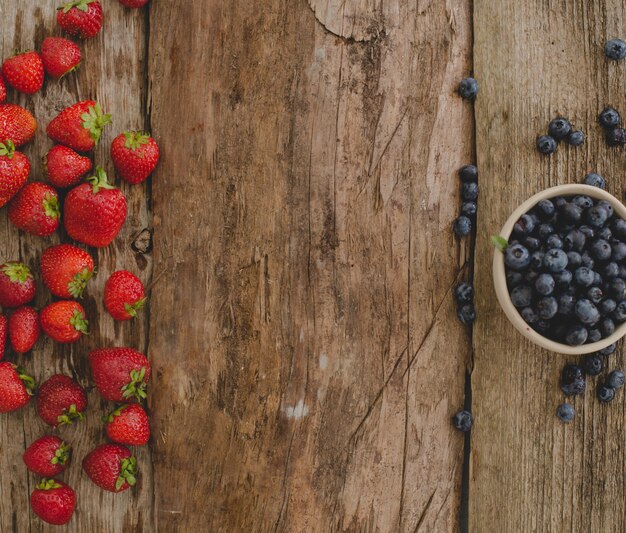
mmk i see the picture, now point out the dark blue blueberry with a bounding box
[612,242,626,261]
[536,199,556,219]
[513,215,535,235]
[598,200,614,218]
[561,364,586,395]
[599,107,621,129]
[535,273,555,296]
[613,301,626,322]
[505,244,531,270]
[586,205,609,228]
[620,265,626,279]
[530,251,544,270]
[523,237,541,251]
[558,293,576,316]
[588,286,604,304]
[583,172,606,189]
[537,135,557,155]
[598,343,617,356]
[594,271,602,286]
[462,182,479,201]
[579,225,595,239]
[583,354,604,376]
[510,285,532,308]
[567,130,585,146]
[520,307,538,324]
[459,165,478,183]
[599,298,617,315]
[534,319,551,334]
[575,298,600,325]
[605,38,626,60]
[565,325,588,346]
[581,252,595,269]
[567,251,582,268]
[603,262,619,279]
[573,195,594,209]
[556,403,575,422]
[548,117,571,140]
[538,224,554,240]
[457,304,476,325]
[591,239,612,261]
[588,328,602,343]
[454,216,472,236]
[607,370,625,389]
[609,278,626,300]
[455,282,474,304]
[552,324,569,342]
[564,230,586,252]
[525,270,539,284]
[598,226,612,241]
[506,270,523,288]
[553,269,572,290]
[461,201,477,218]
[546,234,563,249]
[600,318,616,337]
[537,296,558,320]
[553,196,567,209]
[612,218,626,239]
[598,383,616,402]
[606,127,626,146]
[575,267,595,287]
[458,78,478,100]
[452,410,473,431]
[543,248,568,272]
[561,202,583,224]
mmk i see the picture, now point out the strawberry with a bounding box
[0,314,6,359]
[40,301,88,343]
[0,362,35,412]
[23,435,72,477]
[1,51,44,95]
[0,74,5,103]
[8,182,60,236]
[8,306,40,353]
[37,374,87,427]
[0,141,30,208]
[44,145,92,188]
[0,262,35,308]
[30,479,76,525]
[83,444,137,493]
[0,104,37,147]
[57,0,103,39]
[105,403,150,446]
[41,37,81,79]
[89,347,150,402]
[119,0,149,6]
[104,270,146,320]
[64,167,127,247]
[111,131,159,184]
[46,100,111,152]
[41,244,94,299]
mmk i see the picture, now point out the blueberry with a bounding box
[538,224,554,240]
[608,278,626,300]
[535,273,555,296]
[561,202,583,224]
[459,165,478,183]
[564,230,586,252]
[593,271,603,286]
[558,293,576,316]
[591,239,612,261]
[546,234,563,249]
[607,370,625,389]
[573,195,594,209]
[543,248,568,272]
[513,214,535,236]
[537,296,558,320]
[586,205,609,228]
[605,38,626,60]
[567,251,582,268]
[579,225,595,239]
[612,218,626,239]
[599,107,621,129]
[583,172,606,189]
[510,285,532,308]
[613,301,626,322]
[597,383,616,402]
[530,251,544,270]
[556,403,575,422]
[553,269,572,290]
[588,328,602,343]
[603,262,619,279]
[599,298,617,315]
[520,306,539,324]
[523,237,541,251]
[575,298,600,325]
[525,270,539,284]
[565,325,588,346]
[462,182,479,201]
[582,354,604,376]
[454,216,472,236]
[536,199,556,219]
[575,267,595,287]
[620,265,626,279]
[458,78,479,100]
[505,244,531,270]
[548,117,571,140]
[534,319,551,334]
[452,410,473,431]
[598,343,617,356]
[598,226,612,241]
[605,127,626,146]
[567,130,585,146]
[537,135,557,154]
[506,271,524,288]
[455,283,474,304]
[461,201,477,218]
[561,364,586,395]
[553,196,567,209]
[581,252,595,269]
[457,304,476,325]
[612,241,626,261]
[600,318,616,337]
[588,286,604,304]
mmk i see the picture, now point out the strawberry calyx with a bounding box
[16,367,36,396]
[2,263,33,284]
[59,0,96,14]
[105,404,127,423]
[60,63,81,79]
[86,167,116,193]
[37,478,62,491]
[51,441,71,465]
[70,309,89,335]
[43,193,60,220]
[116,456,137,491]
[68,268,94,298]
[57,403,84,426]
[124,297,147,318]
[80,103,112,145]
[0,140,16,159]
[121,367,148,401]
[123,131,150,151]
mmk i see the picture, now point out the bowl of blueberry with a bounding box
[493,183,626,354]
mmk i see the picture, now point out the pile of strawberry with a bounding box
[0,0,155,526]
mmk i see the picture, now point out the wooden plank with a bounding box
[472,1,626,530]
[148,1,472,530]
[0,3,153,531]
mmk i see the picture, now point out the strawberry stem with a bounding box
[116,456,137,491]
[37,479,62,490]
[1,262,32,284]
[17,368,36,396]
[51,441,71,465]
[70,309,89,335]
[68,268,93,298]
[124,297,147,318]
[123,131,151,150]
[80,102,112,145]
[0,140,15,159]
[57,403,84,426]
[43,193,60,220]
[59,0,96,14]
[86,167,116,193]
[121,367,148,401]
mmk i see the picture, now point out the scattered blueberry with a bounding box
[459,165,478,183]
[567,130,585,146]
[582,354,604,375]
[607,370,625,389]
[548,117,571,140]
[461,201,477,218]
[583,173,606,190]
[605,127,626,146]
[462,182,479,202]
[454,216,472,237]
[599,107,621,129]
[556,403,575,422]
[458,78,478,100]
[597,343,617,356]
[505,244,531,270]
[455,282,474,304]
[605,38,626,60]
[537,135,557,155]
[597,383,615,402]
[457,304,476,325]
[561,364,586,395]
[452,410,473,431]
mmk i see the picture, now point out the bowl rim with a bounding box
[492,183,626,355]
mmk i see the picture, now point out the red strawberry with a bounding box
[30,479,76,525]
[0,362,35,412]
[0,141,30,208]
[57,0,103,39]
[0,74,5,103]
[89,347,150,402]
[105,403,150,446]
[0,262,35,308]
[44,145,92,188]
[0,104,37,147]
[111,131,159,184]
[37,374,87,426]
[8,182,60,236]
[119,0,149,6]
[8,306,40,353]
[64,167,127,247]
[0,314,6,359]
[41,37,81,78]
[47,100,111,152]
[40,301,88,343]
[83,444,137,493]
[1,51,44,95]
[23,435,72,477]
[104,271,146,320]
[41,244,94,299]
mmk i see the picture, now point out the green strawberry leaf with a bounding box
[124,297,147,318]
[60,0,96,13]
[43,193,60,220]
[123,131,151,151]
[0,140,15,159]
[86,166,116,194]
[121,367,148,401]
[68,267,94,298]
[116,456,138,490]
[80,103,112,145]
[37,479,62,490]
[16,368,36,395]
[52,442,71,465]
[1,262,32,284]
[105,405,126,423]
[70,309,89,335]
[491,235,509,252]
[57,403,84,426]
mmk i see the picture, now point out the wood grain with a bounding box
[0,3,153,531]
[472,0,626,531]
[148,0,472,530]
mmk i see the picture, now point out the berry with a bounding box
[506,271,523,288]
[567,251,582,268]
[599,107,621,129]
[608,278,626,300]
[505,244,530,270]
[536,199,555,219]
[1,51,44,94]
[461,182,479,201]
[575,298,600,325]
[553,269,572,290]
[454,282,473,304]
[597,383,615,402]
[44,145,92,188]
[538,224,554,240]
[535,273,555,296]
[458,78,478,100]
[104,270,147,320]
[560,203,583,224]
[613,301,626,322]
[598,200,614,218]
[558,293,576,316]
[543,248,568,272]
[574,267,595,287]
[105,403,150,446]
[605,38,626,60]
[57,0,103,39]
[453,216,471,236]
[82,444,137,493]
[452,410,472,432]
[47,100,111,152]
[0,74,5,103]
[582,354,603,375]
[607,370,625,389]
[561,364,585,396]
[603,262,619,278]
[536,296,558,320]
[8,306,40,353]
[524,237,540,251]
[41,244,94,299]
[546,234,563,249]
[40,301,89,343]
[459,165,477,183]
[520,307,538,324]
[0,262,35,308]
[89,347,150,402]
[513,214,535,236]
[548,117,571,140]
[556,403,575,422]
[30,479,76,525]
[565,325,588,346]
[37,374,87,427]
[461,201,476,218]
[587,286,604,304]
[587,328,602,343]
[119,0,150,7]
[573,195,594,209]
[567,130,585,146]
[8,182,60,236]
[457,304,476,325]
[536,135,557,154]
[590,239,612,261]
[41,37,81,78]
[0,362,35,412]
[111,131,160,184]
[606,127,626,146]
[23,436,71,477]
[612,242,626,262]
[600,298,617,315]
[510,285,532,308]
[0,140,30,208]
[597,343,617,356]
[600,317,615,336]
[0,104,36,148]
[0,314,6,359]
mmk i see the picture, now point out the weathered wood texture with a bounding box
[149,0,472,531]
[0,3,153,532]
[472,1,626,531]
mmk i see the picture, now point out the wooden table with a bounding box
[1,1,624,531]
